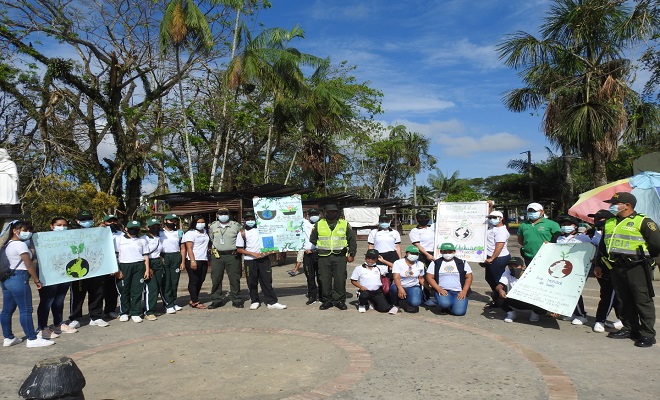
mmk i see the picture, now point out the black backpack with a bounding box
[0,241,21,282]
[433,257,472,294]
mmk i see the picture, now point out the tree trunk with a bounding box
[264,116,274,183]
[592,156,608,188]
[176,47,195,191]
[561,151,574,211]
[413,173,417,206]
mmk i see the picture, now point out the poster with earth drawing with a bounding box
[252,195,305,252]
[434,201,489,262]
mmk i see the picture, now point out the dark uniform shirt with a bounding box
[599,212,660,262]
[309,219,358,257]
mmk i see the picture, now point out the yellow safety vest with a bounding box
[316,219,349,256]
[603,214,649,262]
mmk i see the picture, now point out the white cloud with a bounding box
[421,38,501,69]
[308,0,373,21]
[433,131,528,157]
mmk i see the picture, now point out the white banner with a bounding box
[252,195,305,252]
[434,201,488,262]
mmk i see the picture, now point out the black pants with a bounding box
[318,254,348,303]
[596,273,621,322]
[377,250,398,279]
[610,264,656,338]
[69,275,105,321]
[185,260,208,303]
[303,252,321,301]
[501,297,546,315]
[103,274,118,314]
[357,289,390,312]
[482,254,511,303]
[246,257,278,305]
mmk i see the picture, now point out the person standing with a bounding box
[310,204,357,310]
[183,215,210,309]
[208,207,243,309]
[481,210,511,307]
[598,192,660,348]
[143,218,164,320]
[302,208,321,305]
[160,213,183,314]
[236,211,287,310]
[367,214,402,268]
[409,211,435,268]
[516,202,561,266]
[115,220,149,323]
[101,214,122,319]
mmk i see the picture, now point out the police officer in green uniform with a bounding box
[596,192,660,348]
[208,207,244,309]
[310,204,357,310]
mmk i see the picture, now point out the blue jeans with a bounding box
[1,270,37,340]
[389,284,423,307]
[37,282,70,329]
[434,290,469,316]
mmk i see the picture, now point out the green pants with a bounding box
[145,258,164,315]
[610,263,656,338]
[317,254,348,303]
[210,253,242,303]
[117,261,145,317]
[162,252,182,308]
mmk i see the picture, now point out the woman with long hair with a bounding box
[183,215,210,309]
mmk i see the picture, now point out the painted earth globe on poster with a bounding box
[434,201,489,262]
[252,195,305,252]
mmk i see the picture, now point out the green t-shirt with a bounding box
[517,218,561,259]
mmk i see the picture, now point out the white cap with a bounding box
[489,211,504,218]
[527,203,543,211]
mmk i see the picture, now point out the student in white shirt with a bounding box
[182,215,210,309]
[114,220,150,323]
[367,215,402,271]
[409,211,435,267]
[425,243,473,316]
[495,257,546,323]
[481,210,511,307]
[143,218,164,320]
[160,213,184,314]
[350,249,389,313]
[388,246,425,314]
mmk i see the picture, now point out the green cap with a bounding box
[146,218,161,227]
[126,220,141,228]
[324,204,339,211]
[103,214,118,222]
[164,213,179,220]
[243,211,255,218]
[405,245,420,254]
[440,243,456,251]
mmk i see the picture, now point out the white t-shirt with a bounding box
[183,230,209,261]
[428,258,472,292]
[114,235,147,263]
[409,225,435,252]
[160,229,183,253]
[556,234,590,244]
[143,234,162,258]
[498,268,519,290]
[303,219,316,251]
[391,258,425,288]
[236,228,261,260]
[350,264,386,290]
[367,229,401,252]
[486,225,510,257]
[4,240,30,271]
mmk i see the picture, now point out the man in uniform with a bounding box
[597,192,660,347]
[208,207,244,309]
[310,204,357,310]
[517,202,561,267]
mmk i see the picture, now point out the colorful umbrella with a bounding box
[568,178,632,223]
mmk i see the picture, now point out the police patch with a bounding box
[648,221,658,231]
[627,222,635,227]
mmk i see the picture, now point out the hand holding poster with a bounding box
[507,243,596,316]
[434,201,489,262]
[32,227,118,286]
[252,195,305,252]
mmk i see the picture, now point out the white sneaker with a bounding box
[605,320,624,330]
[37,328,60,339]
[388,306,400,315]
[267,303,287,310]
[26,338,55,348]
[166,307,176,314]
[174,305,183,311]
[56,324,78,334]
[89,319,110,327]
[358,306,366,313]
[571,316,588,325]
[3,337,23,347]
[504,311,517,323]
[593,322,605,333]
[131,316,143,323]
[249,302,260,310]
[67,320,81,329]
[529,311,540,322]
[106,312,120,319]
[119,314,129,322]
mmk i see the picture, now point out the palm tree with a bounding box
[428,169,463,201]
[498,0,658,187]
[414,185,436,206]
[159,0,214,191]
[399,130,436,206]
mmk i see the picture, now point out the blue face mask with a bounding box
[561,226,575,234]
[53,226,67,231]
[608,204,620,215]
[245,220,256,228]
[79,220,94,228]
[309,215,320,223]
[195,223,205,231]
[218,215,230,223]
[18,231,32,241]
[488,218,500,226]
[527,212,541,221]
[379,222,390,229]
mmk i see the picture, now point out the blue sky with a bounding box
[251,0,649,188]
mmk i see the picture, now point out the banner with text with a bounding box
[253,195,305,252]
[33,227,118,286]
[507,242,596,316]
[434,201,489,262]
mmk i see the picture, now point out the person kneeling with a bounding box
[425,243,472,316]
[496,257,545,323]
[350,249,390,313]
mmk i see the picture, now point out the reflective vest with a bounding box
[316,219,349,256]
[604,214,649,261]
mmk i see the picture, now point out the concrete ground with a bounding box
[1,233,658,400]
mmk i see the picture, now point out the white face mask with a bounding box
[53,226,67,231]
[488,218,500,226]
[79,220,94,228]
[406,254,419,262]
[195,223,205,231]
[441,253,454,261]
[309,215,320,223]
[218,215,230,223]
[18,231,33,241]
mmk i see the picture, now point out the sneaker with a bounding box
[3,337,23,347]
[119,314,129,322]
[388,306,400,315]
[37,328,60,339]
[593,322,605,333]
[358,306,366,313]
[571,316,588,325]
[56,324,78,334]
[267,303,287,310]
[249,302,260,310]
[131,316,143,323]
[424,297,438,306]
[144,314,157,321]
[26,338,55,348]
[166,307,176,314]
[89,319,110,327]
[67,320,81,329]
[504,311,517,323]
[174,305,183,311]
[305,299,317,305]
[605,320,624,330]
[106,312,120,319]
[529,311,540,322]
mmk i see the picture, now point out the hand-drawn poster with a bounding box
[252,195,305,252]
[434,201,489,262]
[32,227,118,286]
[507,243,596,316]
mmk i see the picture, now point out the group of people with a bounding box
[2,192,659,349]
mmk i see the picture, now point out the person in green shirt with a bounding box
[516,202,561,266]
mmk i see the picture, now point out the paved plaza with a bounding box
[1,233,658,400]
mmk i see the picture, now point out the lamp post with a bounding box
[520,150,533,202]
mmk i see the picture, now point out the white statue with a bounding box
[0,149,19,205]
